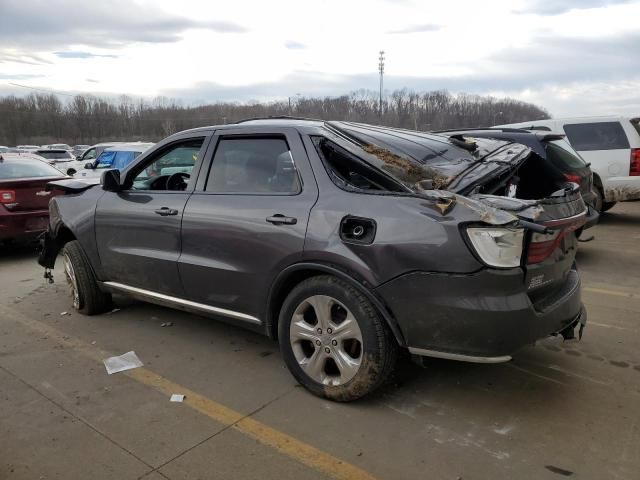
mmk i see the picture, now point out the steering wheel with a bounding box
[166,172,190,191]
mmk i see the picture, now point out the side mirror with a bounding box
[101,169,122,192]
[84,162,94,169]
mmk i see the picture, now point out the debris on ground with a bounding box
[91,341,96,345]
[108,308,121,314]
[60,311,69,316]
[103,351,144,375]
[170,394,185,402]
[160,322,173,327]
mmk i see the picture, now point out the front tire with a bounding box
[278,275,397,401]
[61,240,111,315]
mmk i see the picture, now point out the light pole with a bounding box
[378,50,385,119]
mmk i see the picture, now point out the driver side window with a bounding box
[131,138,204,191]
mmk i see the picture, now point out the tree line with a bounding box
[0,89,550,146]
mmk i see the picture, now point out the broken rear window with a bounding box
[311,137,406,192]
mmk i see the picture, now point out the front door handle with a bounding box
[266,214,297,225]
[154,207,179,216]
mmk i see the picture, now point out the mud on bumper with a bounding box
[376,267,585,360]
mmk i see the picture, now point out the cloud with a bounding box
[387,24,440,34]
[515,0,633,15]
[285,41,306,50]
[0,0,247,52]
[0,51,51,65]
[0,74,45,80]
[86,79,100,83]
[54,51,119,59]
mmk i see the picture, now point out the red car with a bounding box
[0,154,67,243]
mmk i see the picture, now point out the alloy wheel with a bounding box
[63,252,80,309]
[289,295,363,386]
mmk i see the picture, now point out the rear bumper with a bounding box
[602,176,640,202]
[0,209,49,241]
[376,267,584,359]
[583,204,600,230]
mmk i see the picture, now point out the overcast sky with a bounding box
[0,0,638,117]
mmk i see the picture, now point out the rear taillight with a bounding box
[526,213,587,264]
[563,173,582,184]
[0,190,16,204]
[527,231,564,264]
[630,149,640,176]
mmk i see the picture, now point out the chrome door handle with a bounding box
[154,207,179,216]
[266,214,297,225]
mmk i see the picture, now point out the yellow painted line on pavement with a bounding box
[0,304,376,480]
[583,287,639,300]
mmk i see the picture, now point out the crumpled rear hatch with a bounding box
[325,121,587,305]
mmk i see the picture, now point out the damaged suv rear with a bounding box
[39,119,587,401]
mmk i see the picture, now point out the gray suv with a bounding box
[39,118,587,401]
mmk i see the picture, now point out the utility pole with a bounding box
[378,50,385,119]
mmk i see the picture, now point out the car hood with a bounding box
[46,177,101,193]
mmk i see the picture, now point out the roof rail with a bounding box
[234,115,325,124]
[434,127,534,134]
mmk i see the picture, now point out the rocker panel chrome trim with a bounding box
[102,281,262,325]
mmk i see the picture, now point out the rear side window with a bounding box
[545,139,587,169]
[0,159,62,179]
[563,122,630,151]
[206,137,300,194]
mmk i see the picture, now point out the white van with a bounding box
[498,116,640,212]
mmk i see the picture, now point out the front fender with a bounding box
[37,187,104,279]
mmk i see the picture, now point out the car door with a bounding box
[94,134,210,295]
[179,127,319,323]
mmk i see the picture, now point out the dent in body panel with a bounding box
[304,187,486,288]
[46,186,104,278]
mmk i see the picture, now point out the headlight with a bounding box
[466,227,524,268]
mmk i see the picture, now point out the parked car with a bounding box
[41,143,72,151]
[73,143,154,178]
[72,144,90,158]
[0,146,9,153]
[16,145,40,151]
[39,119,587,401]
[75,142,124,166]
[0,153,66,243]
[435,128,599,231]
[34,149,76,166]
[498,116,640,212]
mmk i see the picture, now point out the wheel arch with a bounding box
[265,262,406,347]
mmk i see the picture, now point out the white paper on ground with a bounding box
[103,351,144,375]
[170,394,185,402]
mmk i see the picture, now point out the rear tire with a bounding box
[61,240,112,315]
[592,187,604,213]
[278,275,397,402]
[601,201,616,212]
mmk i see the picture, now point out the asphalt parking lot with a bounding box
[1,203,639,480]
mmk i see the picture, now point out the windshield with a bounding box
[0,159,62,179]
[545,139,587,169]
[95,150,139,170]
[38,151,72,160]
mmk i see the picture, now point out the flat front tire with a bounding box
[61,240,111,315]
[278,275,397,401]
